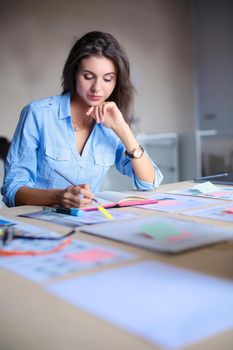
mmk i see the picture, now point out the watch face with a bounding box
[133,148,143,158]
[133,146,144,158]
[125,145,144,159]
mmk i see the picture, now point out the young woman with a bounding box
[1,31,163,208]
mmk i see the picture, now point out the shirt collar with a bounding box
[58,92,71,120]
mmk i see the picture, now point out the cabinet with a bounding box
[196,129,233,177]
[100,133,179,191]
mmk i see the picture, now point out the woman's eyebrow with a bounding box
[103,72,116,76]
[82,70,116,76]
[82,70,94,74]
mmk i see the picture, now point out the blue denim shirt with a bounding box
[1,93,163,206]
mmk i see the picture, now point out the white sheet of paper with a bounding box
[192,181,220,193]
[47,261,233,349]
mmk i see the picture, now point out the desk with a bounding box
[0,181,233,350]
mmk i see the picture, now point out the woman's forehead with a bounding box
[79,55,117,74]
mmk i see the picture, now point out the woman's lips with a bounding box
[88,95,102,102]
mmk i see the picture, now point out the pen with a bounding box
[43,206,84,217]
[194,173,229,183]
[54,168,77,186]
[202,173,228,179]
[53,168,113,219]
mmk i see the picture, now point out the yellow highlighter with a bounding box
[92,198,113,220]
[54,168,113,220]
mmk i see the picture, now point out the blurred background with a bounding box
[0,0,233,191]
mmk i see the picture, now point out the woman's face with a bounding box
[75,55,117,107]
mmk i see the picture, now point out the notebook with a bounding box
[83,191,158,211]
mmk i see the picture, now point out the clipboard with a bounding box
[194,173,233,185]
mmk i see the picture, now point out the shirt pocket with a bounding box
[94,153,115,167]
[89,153,115,191]
[44,146,71,161]
[40,146,72,187]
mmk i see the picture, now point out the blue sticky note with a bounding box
[0,219,14,226]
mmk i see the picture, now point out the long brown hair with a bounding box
[61,31,135,125]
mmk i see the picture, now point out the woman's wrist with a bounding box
[113,122,139,152]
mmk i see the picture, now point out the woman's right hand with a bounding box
[59,184,94,208]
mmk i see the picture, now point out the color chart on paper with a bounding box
[20,208,136,227]
[167,186,233,200]
[81,216,233,253]
[136,193,217,213]
[183,203,233,223]
[0,216,135,283]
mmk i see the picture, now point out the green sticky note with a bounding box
[141,221,181,240]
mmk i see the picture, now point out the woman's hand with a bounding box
[59,184,94,208]
[86,101,126,130]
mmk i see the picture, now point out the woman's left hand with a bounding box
[86,101,126,130]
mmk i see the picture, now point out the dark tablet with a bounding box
[194,173,233,185]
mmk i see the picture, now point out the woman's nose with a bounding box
[91,78,101,93]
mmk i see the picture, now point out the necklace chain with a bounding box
[73,124,80,132]
[72,120,85,133]
[72,119,94,133]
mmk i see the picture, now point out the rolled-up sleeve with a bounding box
[1,105,40,206]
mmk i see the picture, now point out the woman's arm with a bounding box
[3,100,94,208]
[15,185,93,207]
[86,102,159,185]
[112,121,156,184]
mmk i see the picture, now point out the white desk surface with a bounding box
[0,181,233,350]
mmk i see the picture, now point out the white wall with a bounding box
[0,0,196,180]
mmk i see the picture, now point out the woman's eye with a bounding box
[104,76,114,82]
[84,75,93,80]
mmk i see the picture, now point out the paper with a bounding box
[136,193,217,212]
[0,216,135,283]
[47,260,233,349]
[81,216,233,253]
[168,186,233,200]
[192,181,220,193]
[183,203,233,223]
[20,208,136,227]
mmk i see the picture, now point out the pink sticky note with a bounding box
[223,207,233,214]
[65,248,117,262]
[167,231,192,241]
[156,200,179,207]
[210,191,230,197]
